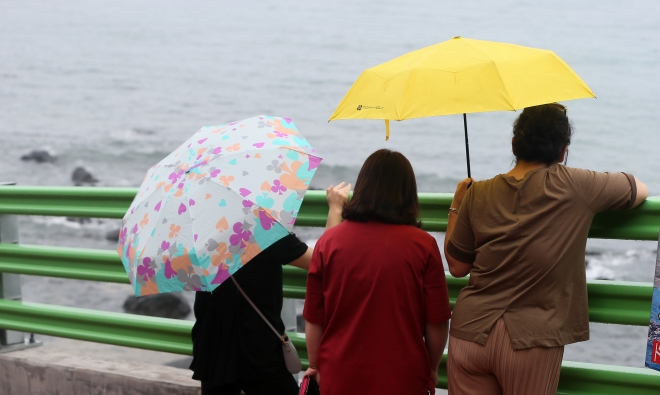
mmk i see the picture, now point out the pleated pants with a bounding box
[447,318,564,395]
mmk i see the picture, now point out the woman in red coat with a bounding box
[303,149,452,395]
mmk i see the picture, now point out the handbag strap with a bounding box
[231,275,289,344]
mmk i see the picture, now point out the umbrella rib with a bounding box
[218,146,321,162]
[208,146,321,166]
[461,40,517,109]
[399,68,418,120]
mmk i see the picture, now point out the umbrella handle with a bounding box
[463,113,471,179]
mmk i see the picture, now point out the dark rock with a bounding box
[133,128,155,135]
[123,293,191,319]
[297,314,305,333]
[66,217,92,224]
[72,166,98,186]
[106,228,121,242]
[21,150,56,163]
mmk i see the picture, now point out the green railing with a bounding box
[0,186,659,394]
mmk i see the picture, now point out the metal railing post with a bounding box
[281,298,297,333]
[0,182,40,352]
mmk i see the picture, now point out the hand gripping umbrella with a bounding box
[329,36,595,177]
[117,115,322,296]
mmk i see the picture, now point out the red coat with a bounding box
[304,221,452,395]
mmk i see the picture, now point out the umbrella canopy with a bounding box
[330,36,595,123]
[117,115,322,296]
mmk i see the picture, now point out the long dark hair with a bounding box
[512,103,573,166]
[342,149,420,227]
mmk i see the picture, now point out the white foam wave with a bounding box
[29,216,117,231]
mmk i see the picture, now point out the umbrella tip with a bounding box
[385,119,390,141]
[453,36,462,39]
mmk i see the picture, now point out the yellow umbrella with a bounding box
[329,36,595,177]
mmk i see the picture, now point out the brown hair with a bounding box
[342,149,420,227]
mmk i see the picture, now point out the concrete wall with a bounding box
[0,347,200,395]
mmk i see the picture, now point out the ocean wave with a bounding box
[28,215,114,230]
[585,248,656,282]
[309,163,461,193]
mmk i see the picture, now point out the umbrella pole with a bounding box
[463,113,472,178]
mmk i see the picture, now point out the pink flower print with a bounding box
[161,241,170,251]
[178,182,184,190]
[168,169,185,185]
[137,257,155,281]
[212,147,222,154]
[229,222,252,246]
[198,138,207,144]
[210,168,221,178]
[132,224,139,234]
[259,210,276,230]
[271,180,287,195]
[119,227,127,244]
[164,258,177,279]
[308,156,322,171]
[274,130,288,138]
[241,199,252,214]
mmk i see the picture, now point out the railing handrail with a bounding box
[1,186,660,238]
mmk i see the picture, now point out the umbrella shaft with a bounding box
[463,113,471,179]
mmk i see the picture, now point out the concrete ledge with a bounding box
[0,347,200,395]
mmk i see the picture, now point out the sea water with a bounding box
[1,0,660,369]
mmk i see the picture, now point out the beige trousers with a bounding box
[447,319,564,395]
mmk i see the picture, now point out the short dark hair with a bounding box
[512,103,573,166]
[342,149,420,227]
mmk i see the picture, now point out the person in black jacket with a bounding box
[190,182,350,395]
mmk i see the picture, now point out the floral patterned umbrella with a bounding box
[117,115,322,296]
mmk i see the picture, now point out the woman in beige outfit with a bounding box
[444,103,648,395]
